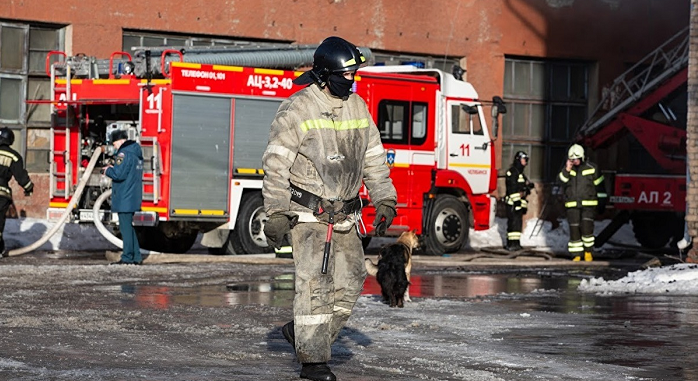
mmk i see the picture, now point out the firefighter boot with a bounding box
[511,239,523,251]
[572,255,581,261]
[300,363,336,381]
[505,240,517,251]
[584,251,593,262]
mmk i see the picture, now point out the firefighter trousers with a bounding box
[566,207,595,255]
[117,212,142,263]
[290,222,366,364]
[0,197,10,254]
[506,206,524,241]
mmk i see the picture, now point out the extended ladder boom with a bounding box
[576,26,689,139]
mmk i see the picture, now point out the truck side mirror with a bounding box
[491,96,507,116]
[490,96,507,138]
[462,105,479,115]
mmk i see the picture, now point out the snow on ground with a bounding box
[5,216,697,295]
[578,263,698,295]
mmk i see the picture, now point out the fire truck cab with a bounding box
[39,49,503,255]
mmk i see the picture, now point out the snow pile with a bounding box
[467,216,639,252]
[4,217,115,251]
[578,263,698,295]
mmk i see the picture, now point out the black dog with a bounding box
[376,243,410,308]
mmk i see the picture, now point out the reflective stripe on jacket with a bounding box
[0,145,33,200]
[558,160,607,208]
[262,84,397,231]
[505,165,529,210]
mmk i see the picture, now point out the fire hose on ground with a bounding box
[7,148,104,257]
[4,146,162,259]
[91,188,160,256]
[5,145,290,264]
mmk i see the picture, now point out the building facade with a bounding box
[0,0,689,218]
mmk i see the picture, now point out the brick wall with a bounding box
[688,0,698,239]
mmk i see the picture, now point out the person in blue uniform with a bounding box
[103,130,144,265]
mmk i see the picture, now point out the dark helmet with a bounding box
[514,150,529,163]
[293,36,366,87]
[0,127,14,146]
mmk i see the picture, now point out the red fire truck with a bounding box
[37,48,504,255]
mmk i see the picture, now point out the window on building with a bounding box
[503,57,589,181]
[122,31,276,52]
[0,21,64,172]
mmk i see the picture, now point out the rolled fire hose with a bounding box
[91,188,160,256]
[7,148,103,257]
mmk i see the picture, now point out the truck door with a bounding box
[446,101,492,194]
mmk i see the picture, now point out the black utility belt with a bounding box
[289,183,362,215]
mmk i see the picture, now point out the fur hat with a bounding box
[110,129,129,142]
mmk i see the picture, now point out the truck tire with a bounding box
[228,192,274,255]
[423,195,469,255]
[631,211,683,249]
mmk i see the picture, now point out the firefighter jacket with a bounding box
[105,140,143,213]
[558,160,607,208]
[505,164,530,211]
[262,84,397,232]
[0,144,33,200]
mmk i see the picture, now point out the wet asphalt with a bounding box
[0,247,695,380]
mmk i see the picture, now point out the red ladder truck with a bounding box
[577,27,689,249]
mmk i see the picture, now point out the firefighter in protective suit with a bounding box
[558,144,607,261]
[262,37,397,381]
[0,127,33,257]
[504,151,533,251]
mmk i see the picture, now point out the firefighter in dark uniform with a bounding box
[0,127,33,257]
[558,144,607,261]
[504,151,533,251]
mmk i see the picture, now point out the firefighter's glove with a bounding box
[23,183,34,197]
[264,214,298,250]
[315,200,347,224]
[373,200,397,236]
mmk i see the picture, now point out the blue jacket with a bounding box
[105,140,143,213]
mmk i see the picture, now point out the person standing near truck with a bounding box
[103,129,144,265]
[0,127,33,257]
[504,151,533,251]
[558,144,607,261]
[262,36,397,381]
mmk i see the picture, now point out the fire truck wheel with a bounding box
[227,192,274,255]
[423,195,469,255]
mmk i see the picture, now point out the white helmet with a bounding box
[568,144,585,160]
